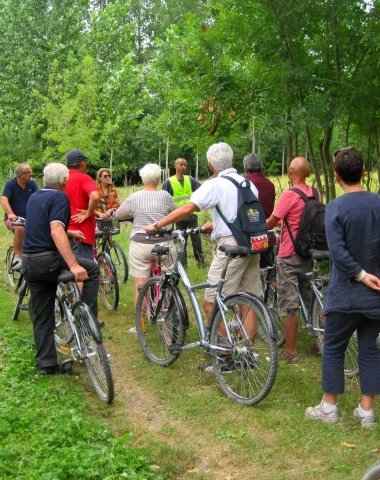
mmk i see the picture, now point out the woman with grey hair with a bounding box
[115,164,177,332]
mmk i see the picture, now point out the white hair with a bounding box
[139,163,162,185]
[206,142,233,171]
[43,163,69,186]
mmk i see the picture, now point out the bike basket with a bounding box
[96,218,120,235]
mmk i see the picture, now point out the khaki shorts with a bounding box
[204,236,261,303]
[129,240,176,279]
[276,255,312,316]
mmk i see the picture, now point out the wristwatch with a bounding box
[153,221,159,229]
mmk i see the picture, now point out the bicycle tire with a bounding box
[6,246,20,288]
[311,281,359,377]
[74,303,114,403]
[106,241,128,283]
[264,278,285,348]
[12,277,28,321]
[210,292,278,406]
[361,460,380,480]
[54,284,75,345]
[311,281,328,354]
[98,252,119,310]
[135,277,186,366]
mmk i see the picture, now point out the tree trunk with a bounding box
[322,120,336,202]
[305,124,323,194]
[318,140,330,203]
[165,137,169,181]
[109,147,113,175]
[195,149,199,181]
[252,116,256,153]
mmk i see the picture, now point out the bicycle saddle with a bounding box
[151,245,170,256]
[218,244,252,257]
[57,271,75,283]
[309,249,330,261]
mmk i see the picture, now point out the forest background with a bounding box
[0,0,380,202]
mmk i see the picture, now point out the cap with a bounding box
[66,149,88,166]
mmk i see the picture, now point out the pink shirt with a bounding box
[273,185,322,257]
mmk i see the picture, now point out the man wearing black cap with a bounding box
[65,150,100,260]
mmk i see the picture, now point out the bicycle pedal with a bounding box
[20,305,29,311]
[168,345,182,355]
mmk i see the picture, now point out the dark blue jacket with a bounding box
[324,190,380,318]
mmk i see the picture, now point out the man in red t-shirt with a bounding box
[65,150,100,260]
[266,157,322,364]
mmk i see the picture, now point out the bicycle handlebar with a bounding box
[147,226,212,239]
[11,216,26,227]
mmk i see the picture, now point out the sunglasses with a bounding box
[102,174,111,178]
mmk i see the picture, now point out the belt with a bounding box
[23,251,56,258]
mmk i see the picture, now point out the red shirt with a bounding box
[65,170,98,246]
[273,185,322,257]
[245,172,275,218]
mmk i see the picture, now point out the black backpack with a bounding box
[216,176,268,253]
[284,187,328,258]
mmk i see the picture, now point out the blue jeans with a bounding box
[69,239,94,261]
[23,251,99,369]
[322,311,380,395]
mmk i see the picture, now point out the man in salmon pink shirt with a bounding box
[266,157,322,364]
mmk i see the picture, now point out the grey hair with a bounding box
[243,153,262,173]
[15,164,29,177]
[139,163,162,185]
[206,142,233,171]
[43,163,69,186]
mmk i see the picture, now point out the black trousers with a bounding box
[175,217,204,265]
[23,251,99,369]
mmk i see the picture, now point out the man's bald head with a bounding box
[289,157,310,178]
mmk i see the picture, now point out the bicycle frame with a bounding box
[298,259,326,334]
[152,229,257,356]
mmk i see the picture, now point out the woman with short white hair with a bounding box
[115,164,177,332]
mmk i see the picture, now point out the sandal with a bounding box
[279,349,300,364]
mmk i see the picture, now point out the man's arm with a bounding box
[146,202,199,231]
[51,222,88,281]
[71,191,100,224]
[266,214,281,229]
[1,196,16,220]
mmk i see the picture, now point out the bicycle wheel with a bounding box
[6,246,20,288]
[98,252,119,310]
[74,303,114,403]
[12,277,27,321]
[210,293,278,406]
[264,279,285,348]
[311,282,359,377]
[361,460,380,480]
[135,277,186,366]
[106,241,128,283]
[311,281,328,354]
[54,285,73,345]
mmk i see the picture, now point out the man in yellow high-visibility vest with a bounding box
[162,158,205,268]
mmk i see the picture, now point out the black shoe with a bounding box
[38,361,73,376]
[98,320,105,328]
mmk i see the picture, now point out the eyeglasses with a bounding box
[102,174,111,178]
[333,147,353,161]
[23,171,33,175]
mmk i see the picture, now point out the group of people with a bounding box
[2,143,380,429]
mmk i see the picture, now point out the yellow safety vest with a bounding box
[169,175,199,215]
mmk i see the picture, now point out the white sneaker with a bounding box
[129,327,137,335]
[353,407,375,429]
[12,255,22,271]
[305,401,341,424]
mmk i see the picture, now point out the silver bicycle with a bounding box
[135,227,278,406]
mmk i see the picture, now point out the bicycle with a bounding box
[361,460,380,480]
[135,226,278,406]
[54,270,114,403]
[7,218,30,321]
[5,216,26,288]
[95,217,129,284]
[261,247,359,377]
[93,238,119,310]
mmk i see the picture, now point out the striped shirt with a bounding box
[115,190,176,243]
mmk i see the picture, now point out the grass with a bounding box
[1,177,379,479]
